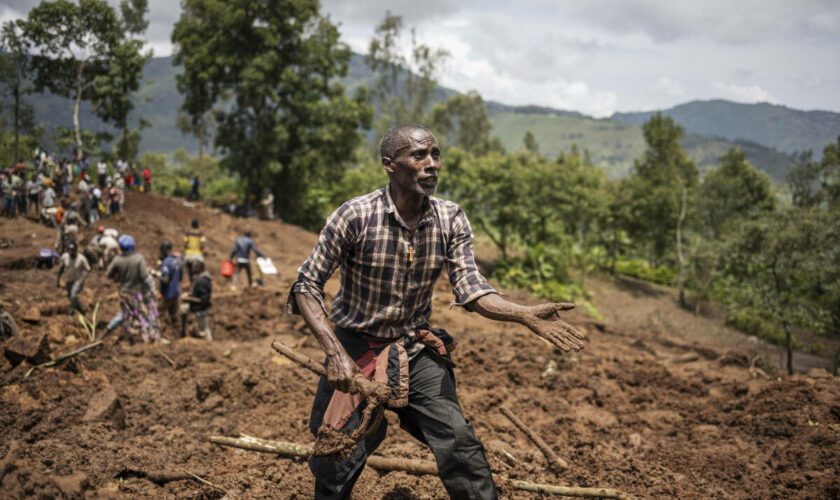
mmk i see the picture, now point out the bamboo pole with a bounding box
[500,405,569,471]
[209,435,631,499]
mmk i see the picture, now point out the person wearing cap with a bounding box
[56,241,90,316]
[229,230,265,289]
[158,240,184,331]
[104,234,162,343]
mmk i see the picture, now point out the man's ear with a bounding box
[381,157,395,174]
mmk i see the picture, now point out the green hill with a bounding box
[488,109,796,179]
[7,55,807,180]
[612,100,840,158]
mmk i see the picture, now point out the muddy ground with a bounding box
[1,192,838,499]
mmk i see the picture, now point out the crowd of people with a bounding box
[0,146,155,225]
[49,217,218,345]
[0,147,263,345]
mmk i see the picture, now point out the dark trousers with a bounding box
[233,261,252,286]
[309,349,497,499]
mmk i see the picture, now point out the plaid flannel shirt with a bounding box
[287,186,497,339]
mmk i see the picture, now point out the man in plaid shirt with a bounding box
[289,124,585,499]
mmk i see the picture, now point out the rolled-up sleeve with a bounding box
[286,203,357,315]
[446,208,497,307]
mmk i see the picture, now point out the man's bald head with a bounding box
[379,124,436,160]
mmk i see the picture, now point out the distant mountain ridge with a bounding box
[8,54,836,181]
[612,100,840,159]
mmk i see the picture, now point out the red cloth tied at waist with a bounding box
[322,328,456,431]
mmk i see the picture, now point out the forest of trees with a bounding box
[1,1,838,373]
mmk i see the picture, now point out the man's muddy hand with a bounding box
[524,302,586,352]
[325,351,362,394]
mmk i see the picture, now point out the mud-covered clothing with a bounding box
[59,253,89,315]
[107,252,156,294]
[60,252,90,283]
[287,185,496,340]
[160,254,183,300]
[309,328,495,500]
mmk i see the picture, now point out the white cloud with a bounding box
[656,77,685,97]
[2,0,839,114]
[712,82,778,104]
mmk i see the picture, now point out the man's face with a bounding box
[69,246,77,258]
[383,129,441,197]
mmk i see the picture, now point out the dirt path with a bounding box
[1,192,838,499]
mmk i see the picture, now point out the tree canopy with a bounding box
[172,0,372,226]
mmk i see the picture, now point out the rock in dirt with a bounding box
[52,472,89,498]
[82,385,125,428]
[21,307,41,324]
[4,334,50,366]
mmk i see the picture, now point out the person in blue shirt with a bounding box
[229,230,264,289]
[158,240,184,332]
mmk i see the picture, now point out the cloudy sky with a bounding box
[3,0,839,117]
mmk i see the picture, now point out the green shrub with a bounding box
[614,257,677,285]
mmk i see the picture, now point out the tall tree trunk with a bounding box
[676,184,687,307]
[608,221,617,276]
[783,320,793,375]
[73,62,85,161]
[12,78,20,162]
[198,121,204,170]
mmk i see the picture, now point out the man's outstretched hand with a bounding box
[470,294,587,352]
[524,302,586,351]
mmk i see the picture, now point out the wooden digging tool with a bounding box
[209,434,632,499]
[500,405,569,472]
[270,339,390,457]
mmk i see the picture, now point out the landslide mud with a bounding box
[1,192,838,499]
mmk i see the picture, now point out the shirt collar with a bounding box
[383,184,435,229]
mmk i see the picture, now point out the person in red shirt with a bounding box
[141,167,152,192]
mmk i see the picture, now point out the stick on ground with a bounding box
[23,340,104,379]
[209,434,631,499]
[500,405,569,472]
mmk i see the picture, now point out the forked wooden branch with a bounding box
[500,405,569,471]
[209,434,631,499]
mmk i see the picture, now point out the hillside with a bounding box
[7,55,809,180]
[489,110,795,179]
[612,100,840,159]
[1,191,838,498]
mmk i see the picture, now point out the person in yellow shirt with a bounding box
[183,218,206,284]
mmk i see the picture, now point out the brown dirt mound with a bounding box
[1,192,838,499]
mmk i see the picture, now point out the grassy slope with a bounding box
[490,111,796,179]
[613,99,840,158]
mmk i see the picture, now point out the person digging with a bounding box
[56,241,90,316]
[287,124,586,500]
